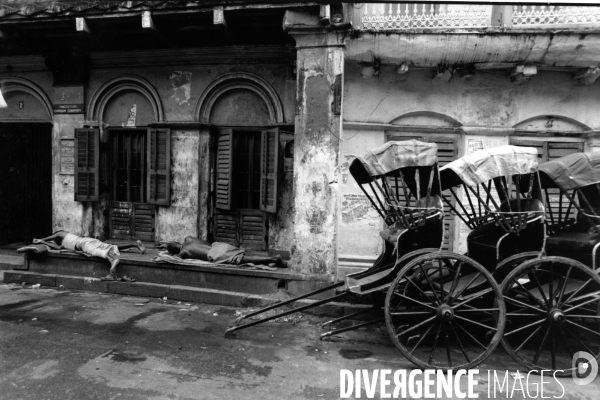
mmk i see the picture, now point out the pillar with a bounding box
[287,14,345,277]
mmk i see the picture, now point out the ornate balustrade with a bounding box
[511,5,600,27]
[359,3,490,30]
[357,3,600,31]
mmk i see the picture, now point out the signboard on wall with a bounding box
[53,104,84,114]
[60,139,74,175]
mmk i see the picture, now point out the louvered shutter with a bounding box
[147,128,171,205]
[214,210,237,245]
[240,211,267,251]
[216,128,233,210]
[131,203,155,241]
[74,128,100,202]
[260,128,279,213]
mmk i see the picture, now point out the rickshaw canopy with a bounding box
[349,140,438,184]
[440,145,539,189]
[538,152,600,190]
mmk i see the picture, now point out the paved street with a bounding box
[0,283,598,400]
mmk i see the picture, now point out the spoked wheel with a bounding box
[500,256,600,376]
[384,251,506,370]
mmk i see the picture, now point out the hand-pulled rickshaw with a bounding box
[226,140,509,370]
[496,151,600,376]
[225,136,600,370]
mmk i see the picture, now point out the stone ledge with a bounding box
[3,270,377,320]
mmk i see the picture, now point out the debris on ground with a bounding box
[39,329,49,334]
[31,284,41,289]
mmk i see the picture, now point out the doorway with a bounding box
[108,128,155,241]
[215,129,268,251]
[0,123,53,245]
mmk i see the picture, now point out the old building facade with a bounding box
[1,2,600,282]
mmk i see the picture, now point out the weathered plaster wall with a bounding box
[343,65,600,128]
[289,31,344,277]
[86,65,295,125]
[155,130,199,243]
[338,129,384,274]
[52,114,87,235]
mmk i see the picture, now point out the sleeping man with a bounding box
[31,230,146,281]
[163,236,287,268]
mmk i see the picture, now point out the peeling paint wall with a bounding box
[290,32,344,277]
[344,65,600,128]
[338,130,384,271]
[155,130,200,242]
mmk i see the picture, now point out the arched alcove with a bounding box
[0,77,52,121]
[195,72,283,125]
[389,111,462,127]
[209,88,271,126]
[103,89,155,127]
[513,115,591,131]
[88,75,163,124]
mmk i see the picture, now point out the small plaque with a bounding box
[60,139,75,175]
[53,104,84,114]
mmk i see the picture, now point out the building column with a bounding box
[287,17,345,276]
[51,86,89,236]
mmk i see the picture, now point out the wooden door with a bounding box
[0,123,52,244]
[109,129,155,241]
[214,129,268,251]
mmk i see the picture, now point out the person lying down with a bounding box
[161,236,287,268]
[24,230,146,282]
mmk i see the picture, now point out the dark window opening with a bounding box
[232,130,262,209]
[111,130,147,203]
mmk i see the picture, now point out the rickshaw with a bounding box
[497,151,600,376]
[226,140,507,370]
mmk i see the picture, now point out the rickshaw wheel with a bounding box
[500,256,600,377]
[384,251,506,370]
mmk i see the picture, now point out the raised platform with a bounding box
[18,248,333,296]
[4,247,365,309]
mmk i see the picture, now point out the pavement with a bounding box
[0,283,599,400]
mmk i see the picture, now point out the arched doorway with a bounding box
[0,80,53,244]
[197,73,284,251]
[88,75,165,242]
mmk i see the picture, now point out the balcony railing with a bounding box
[356,3,600,31]
[511,5,600,28]
[360,3,489,30]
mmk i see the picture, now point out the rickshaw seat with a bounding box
[547,230,600,252]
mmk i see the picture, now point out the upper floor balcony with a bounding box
[353,3,600,31]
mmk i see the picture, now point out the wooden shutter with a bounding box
[260,128,280,213]
[240,210,267,251]
[109,202,155,241]
[131,203,155,241]
[216,128,233,210]
[147,128,171,205]
[74,128,100,202]
[214,210,237,245]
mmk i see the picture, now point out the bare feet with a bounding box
[135,240,146,254]
[109,259,120,275]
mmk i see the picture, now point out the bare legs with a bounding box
[241,254,287,267]
[116,240,146,254]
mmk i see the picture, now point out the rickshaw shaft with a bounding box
[226,290,349,335]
